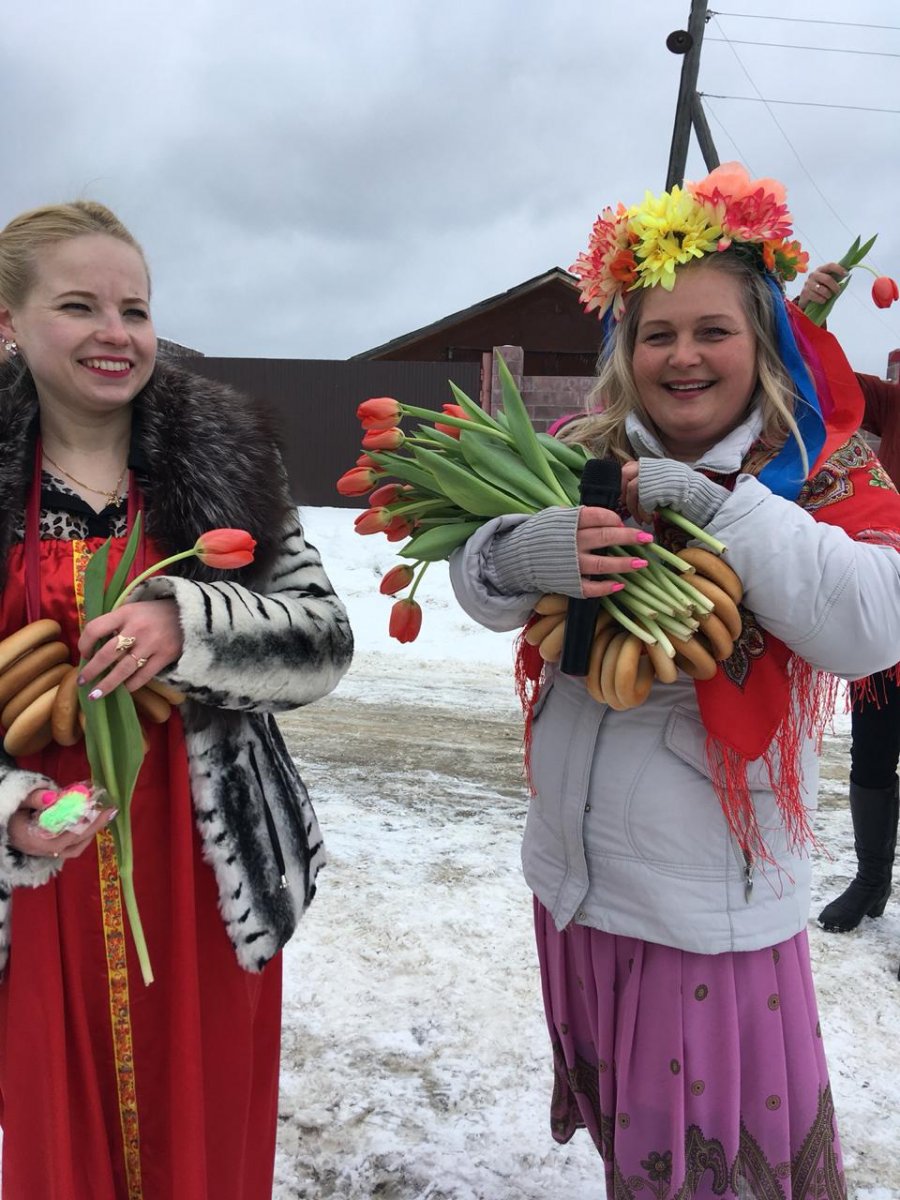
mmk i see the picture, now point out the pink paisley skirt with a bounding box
[534,899,846,1199]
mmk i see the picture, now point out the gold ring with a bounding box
[115,633,137,653]
[128,652,149,669]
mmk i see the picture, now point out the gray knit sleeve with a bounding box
[487,506,583,596]
[638,458,731,526]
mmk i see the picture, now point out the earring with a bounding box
[1,339,16,358]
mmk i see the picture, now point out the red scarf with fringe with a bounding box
[516,319,900,863]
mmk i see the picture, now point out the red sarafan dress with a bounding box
[0,486,283,1199]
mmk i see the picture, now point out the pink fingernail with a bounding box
[104,809,118,824]
[76,675,86,686]
[635,532,654,543]
[610,582,625,593]
[88,688,103,701]
[630,558,648,569]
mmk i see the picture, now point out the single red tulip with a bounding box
[872,276,899,309]
[379,564,415,595]
[194,528,257,568]
[356,453,378,468]
[384,516,413,542]
[337,466,381,496]
[389,598,422,643]
[434,403,469,439]
[361,427,405,451]
[369,482,404,507]
[357,397,401,430]
[354,508,391,535]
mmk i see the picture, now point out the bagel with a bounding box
[686,576,742,640]
[669,633,719,681]
[697,611,735,662]
[538,618,567,663]
[533,593,569,616]
[585,624,619,705]
[677,547,743,605]
[645,637,678,684]
[144,678,186,706]
[0,641,70,711]
[132,686,173,724]
[4,685,60,756]
[613,635,654,708]
[5,721,54,758]
[600,630,630,710]
[524,611,566,646]
[51,666,84,747]
[0,619,62,675]
[1,662,70,729]
[592,609,614,637]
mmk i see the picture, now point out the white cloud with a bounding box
[3,0,898,371]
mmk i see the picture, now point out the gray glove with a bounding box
[638,458,731,526]
[487,506,583,597]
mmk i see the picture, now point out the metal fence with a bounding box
[179,357,482,508]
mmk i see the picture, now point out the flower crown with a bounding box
[570,162,809,322]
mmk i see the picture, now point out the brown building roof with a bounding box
[351,268,603,376]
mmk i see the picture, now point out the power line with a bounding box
[707,37,900,58]
[710,10,900,31]
[702,93,900,114]
[708,17,852,237]
[701,97,756,174]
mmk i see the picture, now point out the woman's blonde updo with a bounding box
[560,250,809,469]
[0,200,149,311]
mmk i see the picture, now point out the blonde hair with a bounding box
[560,251,809,470]
[0,200,149,310]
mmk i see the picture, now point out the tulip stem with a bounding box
[407,562,430,602]
[400,404,511,441]
[112,549,198,609]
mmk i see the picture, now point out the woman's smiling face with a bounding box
[631,263,758,461]
[0,233,156,418]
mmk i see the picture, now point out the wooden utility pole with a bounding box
[665,0,719,189]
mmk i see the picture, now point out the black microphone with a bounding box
[560,457,623,677]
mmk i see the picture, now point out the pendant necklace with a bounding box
[42,451,128,508]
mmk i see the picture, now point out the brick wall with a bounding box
[489,344,596,432]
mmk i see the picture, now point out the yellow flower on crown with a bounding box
[627,187,722,291]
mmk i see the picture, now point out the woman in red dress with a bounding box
[0,201,353,1198]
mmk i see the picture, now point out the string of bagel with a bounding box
[525,545,744,708]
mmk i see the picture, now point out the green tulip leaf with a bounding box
[104,512,143,612]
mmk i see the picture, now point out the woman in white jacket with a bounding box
[449,166,900,1200]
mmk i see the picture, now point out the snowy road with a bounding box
[273,651,900,1199]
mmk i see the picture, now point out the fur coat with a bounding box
[0,361,354,972]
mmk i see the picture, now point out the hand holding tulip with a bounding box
[797,238,898,325]
[798,263,846,310]
[77,599,183,698]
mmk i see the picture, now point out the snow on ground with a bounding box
[271,508,900,1199]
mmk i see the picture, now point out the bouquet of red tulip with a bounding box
[80,523,256,985]
[337,354,724,645]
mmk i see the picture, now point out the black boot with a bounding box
[818,779,899,933]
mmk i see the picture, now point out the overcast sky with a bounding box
[4,1,899,375]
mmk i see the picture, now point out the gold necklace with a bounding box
[42,451,128,508]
